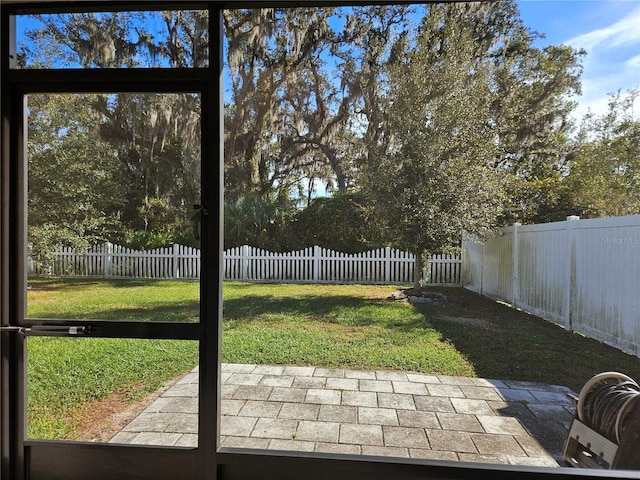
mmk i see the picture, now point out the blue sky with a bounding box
[17,3,639,122]
[516,0,640,120]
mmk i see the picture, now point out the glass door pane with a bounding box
[15,9,209,69]
[26,92,201,322]
[25,92,201,445]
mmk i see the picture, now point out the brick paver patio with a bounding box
[110,364,576,467]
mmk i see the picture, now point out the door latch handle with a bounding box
[0,325,91,336]
[0,326,26,334]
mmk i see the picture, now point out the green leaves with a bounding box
[23,5,634,259]
[27,92,202,266]
[285,192,383,253]
[362,3,506,260]
[28,94,126,266]
[567,89,640,217]
[224,192,296,251]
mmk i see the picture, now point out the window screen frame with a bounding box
[2,2,639,480]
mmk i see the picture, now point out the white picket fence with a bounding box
[39,243,202,279]
[30,243,461,285]
[462,215,640,356]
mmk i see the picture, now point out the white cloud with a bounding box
[567,3,640,51]
[565,3,640,120]
[626,54,640,69]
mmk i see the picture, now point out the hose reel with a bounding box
[564,372,640,469]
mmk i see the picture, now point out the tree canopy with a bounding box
[363,3,506,255]
[567,89,640,218]
[18,3,639,269]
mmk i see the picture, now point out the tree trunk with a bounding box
[413,251,423,291]
[319,144,348,194]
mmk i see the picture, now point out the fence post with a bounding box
[105,242,113,278]
[422,257,429,285]
[313,245,320,282]
[479,241,484,296]
[461,232,468,286]
[385,247,391,283]
[173,244,180,279]
[512,223,521,308]
[565,216,580,331]
[242,245,249,281]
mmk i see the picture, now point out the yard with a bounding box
[26,278,640,440]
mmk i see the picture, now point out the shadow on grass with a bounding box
[409,288,640,393]
[29,278,197,290]
[28,280,640,393]
[223,286,640,392]
[222,294,388,327]
[35,302,200,323]
[28,279,104,291]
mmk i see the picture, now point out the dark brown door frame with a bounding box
[2,2,639,480]
[0,4,218,478]
[1,12,26,478]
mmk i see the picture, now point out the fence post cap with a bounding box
[567,215,580,221]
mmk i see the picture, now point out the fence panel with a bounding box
[31,244,462,285]
[462,215,640,356]
[427,254,462,285]
[571,217,640,355]
[516,223,569,327]
[469,227,514,302]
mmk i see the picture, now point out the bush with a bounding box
[224,192,296,251]
[285,192,385,253]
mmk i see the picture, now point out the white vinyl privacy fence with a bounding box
[462,215,640,356]
[31,244,461,285]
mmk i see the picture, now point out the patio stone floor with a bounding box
[110,363,576,467]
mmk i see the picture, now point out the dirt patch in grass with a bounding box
[73,376,182,442]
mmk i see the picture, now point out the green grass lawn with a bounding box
[27,337,199,439]
[26,278,640,440]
